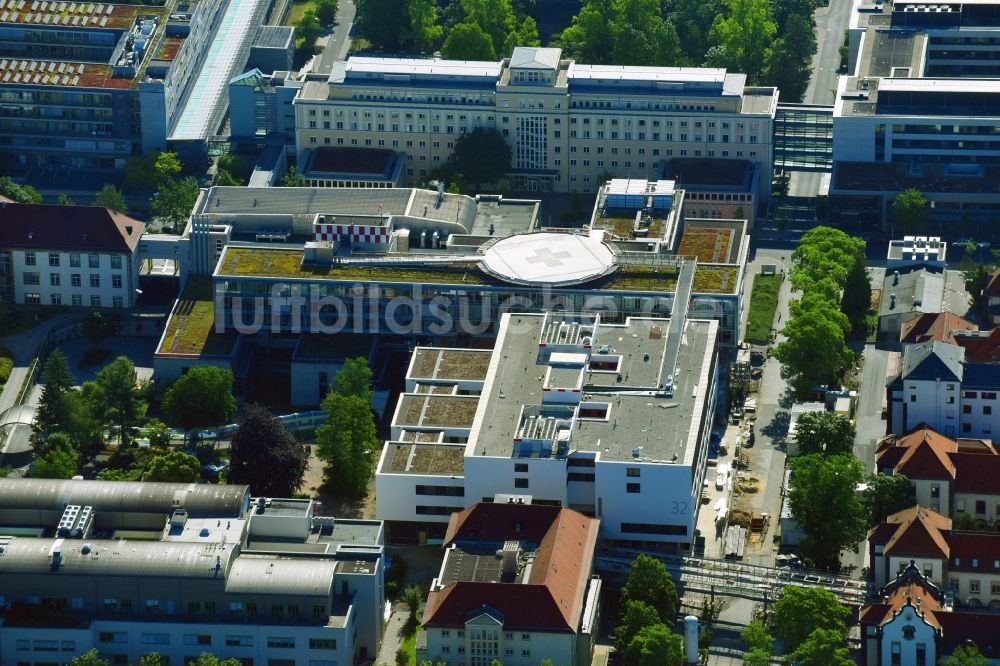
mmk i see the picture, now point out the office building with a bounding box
[0,477,385,666]
[228,68,301,146]
[375,310,719,548]
[829,0,1000,227]
[0,202,145,308]
[418,502,601,666]
[293,47,777,200]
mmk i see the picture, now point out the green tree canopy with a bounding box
[613,600,662,653]
[460,0,516,58]
[450,127,512,187]
[151,176,200,230]
[93,183,128,213]
[354,0,409,50]
[0,176,43,203]
[741,619,774,655]
[31,435,78,479]
[331,356,374,402]
[161,366,237,439]
[88,356,142,449]
[776,308,855,396]
[891,188,930,236]
[403,584,423,625]
[315,0,338,25]
[791,226,866,294]
[32,350,77,446]
[762,13,815,101]
[144,450,201,482]
[620,554,678,624]
[940,643,988,666]
[57,193,76,205]
[709,0,776,81]
[792,411,855,457]
[123,152,159,192]
[281,166,307,187]
[441,21,496,60]
[788,453,867,569]
[406,0,442,51]
[788,628,853,666]
[743,649,771,666]
[840,252,873,338]
[558,0,681,66]
[153,151,182,185]
[187,654,242,666]
[316,391,378,497]
[228,403,308,497]
[69,649,111,666]
[623,624,683,666]
[295,9,322,48]
[82,309,118,344]
[138,654,169,666]
[771,586,850,653]
[863,473,915,526]
[146,419,173,453]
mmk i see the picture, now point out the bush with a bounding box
[746,274,782,344]
[0,355,12,385]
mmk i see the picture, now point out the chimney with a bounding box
[893,270,900,285]
[890,293,896,309]
[501,541,520,582]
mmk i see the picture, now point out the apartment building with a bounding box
[419,502,601,666]
[375,311,719,549]
[0,478,385,666]
[293,47,777,201]
[830,0,1000,227]
[0,202,145,308]
[869,505,1000,611]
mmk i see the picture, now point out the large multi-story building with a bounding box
[829,0,1000,228]
[375,310,719,548]
[419,502,602,666]
[0,0,273,173]
[0,202,145,308]
[293,47,778,200]
[0,478,385,666]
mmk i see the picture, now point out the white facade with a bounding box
[875,603,938,666]
[7,247,141,308]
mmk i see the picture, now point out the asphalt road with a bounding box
[313,0,356,75]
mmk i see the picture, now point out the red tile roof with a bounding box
[951,452,1000,494]
[956,328,1000,363]
[0,203,144,253]
[985,266,1000,298]
[425,504,600,633]
[947,532,1000,573]
[879,505,952,559]
[860,580,944,629]
[938,612,1000,656]
[900,312,977,345]
[877,425,958,480]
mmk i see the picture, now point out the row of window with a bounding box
[24,251,120,269]
[97,633,336,650]
[18,659,338,666]
[23,293,121,307]
[23,272,122,288]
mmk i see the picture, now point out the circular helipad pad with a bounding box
[480,232,617,286]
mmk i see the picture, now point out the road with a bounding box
[312,0,356,75]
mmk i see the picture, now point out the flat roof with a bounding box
[381,442,465,475]
[157,276,236,357]
[340,56,502,81]
[468,199,538,237]
[410,348,492,382]
[0,2,154,30]
[661,158,756,189]
[305,146,398,177]
[678,221,745,264]
[396,394,480,429]
[480,232,617,287]
[471,315,718,462]
[568,63,726,85]
[880,77,1000,93]
[439,544,511,585]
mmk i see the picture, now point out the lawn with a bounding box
[745,273,782,344]
[0,346,12,386]
[401,621,423,666]
[285,0,317,26]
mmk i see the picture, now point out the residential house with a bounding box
[899,312,977,347]
[879,268,945,337]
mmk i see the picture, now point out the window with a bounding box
[986,405,993,415]
[621,522,687,535]
[309,639,337,649]
[627,483,641,493]
[964,405,972,414]
[515,478,529,488]
[49,273,60,287]
[113,296,123,309]
[515,463,528,473]
[71,274,81,287]
[227,636,253,647]
[90,274,100,288]
[441,646,450,653]
[441,630,450,637]
[72,295,82,306]
[268,637,295,649]
[88,254,100,268]
[931,484,940,498]
[521,634,530,640]
[24,293,40,304]
[25,251,36,266]
[183,635,211,646]
[902,626,916,640]
[48,253,60,267]
[970,580,981,594]
[99,633,127,644]
[977,500,987,514]
[626,467,640,477]
[112,274,122,289]
[91,296,101,307]
[23,272,39,285]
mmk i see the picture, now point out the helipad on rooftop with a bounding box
[479,232,618,287]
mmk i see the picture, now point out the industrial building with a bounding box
[0,478,385,666]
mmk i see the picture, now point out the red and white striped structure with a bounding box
[313,222,392,244]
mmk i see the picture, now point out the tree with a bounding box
[92,183,128,213]
[187,655,242,666]
[791,226,866,294]
[771,585,850,653]
[741,620,774,655]
[315,0,338,25]
[623,624,683,666]
[57,193,76,205]
[295,9,322,49]
[332,356,374,402]
[138,654,169,666]
[556,0,613,63]
[161,366,237,441]
[709,0,776,82]
[461,0,516,58]
[0,176,43,203]
[620,554,678,624]
[146,419,173,453]
[281,166,307,187]
[31,436,78,479]
[396,647,410,666]
[123,152,159,192]
[940,643,988,666]
[354,0,409,51]
[788,454,867,570]
[613,600,661,652]
[153,151,182,185]
[32,350,76,446]
[450,127,511,187]
[89,356,142,449]
[775,309,855,396]
[504,15,540,54]
[144,450,201,482]
[743,650,771,666]
[762,13,815,101]
[891,188,930,236]
[864,473,915,526]
[316,391,378,497]
[788,628,853,666]
[96,468,129,481]
[151,176,200,230]
[228,403,308,497]
[69,650,111,666]
[441,21,496,60]
[792,411,855,457]
[403,584,423,625]
[82,309,118,344]
[840,253,872,338]
[558,0,681,67]
[406,0,442,51]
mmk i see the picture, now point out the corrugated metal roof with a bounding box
[0,478,249,517]
[0,537,236,579]
[225,557,338,596]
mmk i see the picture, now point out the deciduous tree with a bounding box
[315,0,338,25]
[771,586,850,652]
[792,411,855,457]
[281,166,307,187]
[891,188,930,236]
[788,628,853,666]
[840,253,873,338]
[89,356,142,449]
[153,151,182,185]
[451,127,511,187]
[354,0,409,51]
[161,366,237,441]
[613,600,661,652]
[863,473,915,526]
[620,554,678,624]
[0,176,43,203]
[406,0,442,51]
[144,450,201,482]
[31,435,78,479]
[316,391,378,497]
[791,226,866,293]
[228,403,308,497]
[762,13,815,101]
[788,454,867,569]
[441,21,496,60]
[709,0,776,82]
[69,650,111,666]
[623,624,683,666]
[776,309,854,396]
[558,0,681,66]
[150,176,200,230]
[93,184,128,213]
[940,643,988,666]
[82,310,118,344]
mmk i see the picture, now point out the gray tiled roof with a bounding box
[902,341,964,382]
